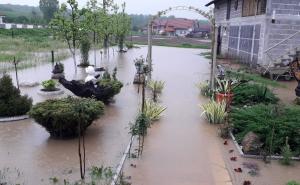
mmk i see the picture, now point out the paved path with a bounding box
[125,46,232,185]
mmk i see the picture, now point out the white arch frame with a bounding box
[147,6,218,89]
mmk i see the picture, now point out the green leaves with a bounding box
[201,101,227,124]
[143,99,166,122]
[230,104,300,156]
[42,79,57,91]
[232,83,279,106]
[0,74,32,117]
[29,97,104,138]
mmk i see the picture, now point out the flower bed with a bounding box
[230,104,300,157]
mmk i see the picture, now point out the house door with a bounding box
[217,26,222,55]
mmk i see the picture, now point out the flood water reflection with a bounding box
[0,46,209,184]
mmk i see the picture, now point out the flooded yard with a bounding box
[1,46,299,185]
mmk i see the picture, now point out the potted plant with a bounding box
[42,79,58,92]
[39,79,64,96]
[215,78,238,106]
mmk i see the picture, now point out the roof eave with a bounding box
[205,0,220,7]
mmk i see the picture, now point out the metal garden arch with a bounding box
[146,6,218,89]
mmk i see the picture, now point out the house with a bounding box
[206,0,300,68]
[0,13,5,24]
[152,18,198,37]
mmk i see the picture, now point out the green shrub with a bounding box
[231,104,300,155]
[147,80,165,101]
[130,113,151,137]
[42,79,57,91]
[232,83,279,106]
[98,70,123,96]
[281,140,293,165]
[29,97,104,138]
[0,74,32,117]
[201,101,227,124]
[287,181,300,185]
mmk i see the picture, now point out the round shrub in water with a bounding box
[29,97,104,139]
[0,74,32,117]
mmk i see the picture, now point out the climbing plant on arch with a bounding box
[146,6,218,89]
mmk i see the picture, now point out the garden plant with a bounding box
[230,104,300,156]
[29,97,104,138]
[0,74,32,117]
[41,79,57,91]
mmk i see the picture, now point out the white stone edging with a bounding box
[37,89,64,96]
[230,132,300,161]
[110,136,135,185]
[0,115,29,122]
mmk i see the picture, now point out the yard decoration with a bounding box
[51,62,65,79]
[133,56,151,84]
[59,67,123,103]
[290,59,300,97]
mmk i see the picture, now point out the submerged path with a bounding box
[125,46,232,185]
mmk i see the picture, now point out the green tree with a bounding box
[100,0,115,50]
[39,0,59,23]
[50,0,83,72]
[113,3,131,51]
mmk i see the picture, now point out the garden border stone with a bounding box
[0,115,29,122]
[37,89,64,96]
[230,132,300,161]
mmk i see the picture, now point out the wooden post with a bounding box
[147,21,153,79]
[13,57,19,90]
[211,23,218,90]
[94,31,97,67]
[51,50,54,67]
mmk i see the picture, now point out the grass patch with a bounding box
[199,51,212,59]
[132,41,210,49]
[227,70,286,88]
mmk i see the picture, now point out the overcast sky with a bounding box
[1,0,213,19]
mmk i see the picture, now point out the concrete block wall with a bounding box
[214,0,266,65]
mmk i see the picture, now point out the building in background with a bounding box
[206,0,300,68]
[152,18,199,37]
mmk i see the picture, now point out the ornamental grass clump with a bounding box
[0,74,32,117]
[147,80,165,102]
[196,81,213,97]
[143,99,166,122]
[29,97,104,139]
[201,101,227,124]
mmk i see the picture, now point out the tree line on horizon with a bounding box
[0,2,209,31]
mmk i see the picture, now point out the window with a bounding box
[242,0,266,17]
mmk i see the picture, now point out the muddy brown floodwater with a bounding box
[1,46,221,184]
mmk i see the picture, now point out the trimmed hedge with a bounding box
[29,97,104,139]
[0,74,32,117]
[232,83,279,107]
[231,104,300,156]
